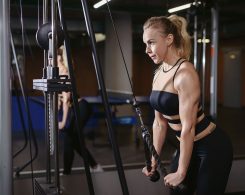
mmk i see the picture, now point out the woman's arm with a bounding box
[176,63,199,177]
[59,91,71,130]
[143,110,168,176]
[152,110,168,159]
[164,62,200,186]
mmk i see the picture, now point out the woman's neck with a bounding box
[163,48,180,66]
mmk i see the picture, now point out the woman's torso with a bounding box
[150,59,215,139]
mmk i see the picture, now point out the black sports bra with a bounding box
[150,60,211,136]
[150,90,179,116]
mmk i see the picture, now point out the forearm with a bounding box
[59,102,69,129]
[152,120,167,157]
[59,91,71,129]
[177,127,195,176]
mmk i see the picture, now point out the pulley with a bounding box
[36,22,64,50]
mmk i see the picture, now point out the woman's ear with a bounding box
[166,34,174,46]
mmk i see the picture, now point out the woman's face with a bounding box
[143,27,169,65]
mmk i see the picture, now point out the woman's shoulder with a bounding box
[179,60,195,70]
[177,60,198,77]
[174,61,200,89]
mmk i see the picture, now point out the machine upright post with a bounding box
[193,15,198,69]
[80,0,129,194]
[210,6,219,119]
[43,0,52,184]
[0,0,12,194]
[202,26,207,109]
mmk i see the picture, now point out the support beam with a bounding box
[193,15,198,69]
[0,0,12,194]
[210,6,219,119]
[202,26,207,109]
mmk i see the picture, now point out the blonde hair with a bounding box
[143,15,191,60]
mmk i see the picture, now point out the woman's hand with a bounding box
[163,171,185,188]
[142,166,155,177]
[142,158,158,177]
[58,122,64,130]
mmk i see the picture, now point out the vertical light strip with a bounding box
[93,0,111,9]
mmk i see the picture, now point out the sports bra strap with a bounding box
[173,59,187,82]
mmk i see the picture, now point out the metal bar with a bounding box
[202,26,206,109]
[57,0,95,194]
[51,0,60,193]
[193,15,198,69]
[0,0,12,194]
[43,0,52,185]
[210,6,218,119]
[80,0,129,194]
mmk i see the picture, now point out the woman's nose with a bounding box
[145,46,151,54]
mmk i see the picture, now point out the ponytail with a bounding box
[168,15,191,60]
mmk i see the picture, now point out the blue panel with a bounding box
[12,96,45,133]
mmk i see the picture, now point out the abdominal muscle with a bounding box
[168,123,182,131]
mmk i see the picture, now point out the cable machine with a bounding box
[187,1,219,118]
[33,0,129,194]
[33,0,73,193]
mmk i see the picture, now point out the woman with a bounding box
[57,47,103,174]
[142,15,233,195]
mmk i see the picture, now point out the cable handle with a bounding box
[133,99,186,191]
[143,138,160,182]
[143,133,186,191]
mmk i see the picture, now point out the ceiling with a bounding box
[10,0,245,47]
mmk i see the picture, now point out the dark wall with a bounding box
[20,41,155,97]
[18,36,245,108]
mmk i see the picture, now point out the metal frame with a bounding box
[0,0,12,194]
[33,0,129,194]
[80,0,129,194]
[210,6,218,119]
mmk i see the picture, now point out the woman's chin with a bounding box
[153,60,163,65]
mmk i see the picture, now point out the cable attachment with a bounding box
[131,98,186,189]
[132,99,184,189]
[132,99,150,139]
[132,99,163,181]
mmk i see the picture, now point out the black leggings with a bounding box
[63,99,97,175]
[170,127,233,195]
[63,131,97,174]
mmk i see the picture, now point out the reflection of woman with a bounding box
[57,47,71,131]
[142,15,233,195]
[57,47,103,174]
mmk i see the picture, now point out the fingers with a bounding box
[142,166,151,176]
[142,166,155,177]
[164,181,174,188]
[164,176,174,188]
[151,158,157,169]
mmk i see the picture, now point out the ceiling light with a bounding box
[93,0,111,9]
[168,1,201,13]
[229,54,236,59]
[197,38,210,43]
[95,33,106,42]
